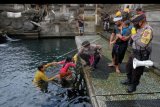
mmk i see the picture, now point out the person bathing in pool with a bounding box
[33,62,57,93]
[53,57,76,81]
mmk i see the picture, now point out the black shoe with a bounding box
[121,79,132,85]
[127,85,136,93]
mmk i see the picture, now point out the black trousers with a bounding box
[80,53,100,68]
[112,43,128,65]
[126,49,150,86]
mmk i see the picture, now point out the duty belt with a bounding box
[133,49,147,53]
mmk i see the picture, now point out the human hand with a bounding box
[111,41,116,44]
[110,41,115,45]
[52,62,57,65]
[109,41,113,49]
[109,41,115,49]
[99,54,102,58]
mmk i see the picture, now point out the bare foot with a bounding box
[116,69,121,73]
[66,76,72,80]
[108,63,115,67]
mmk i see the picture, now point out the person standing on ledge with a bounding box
[121,14,153,93]
[77,15,84,36]
[108,17,131,73]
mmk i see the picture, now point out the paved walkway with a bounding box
[75,35,160,107]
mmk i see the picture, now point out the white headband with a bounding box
[113,17,122,22]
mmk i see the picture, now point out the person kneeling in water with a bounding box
[53,57,76,81]
[33,62,56,93]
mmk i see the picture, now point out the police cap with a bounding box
[131,14,146,23]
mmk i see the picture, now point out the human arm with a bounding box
[69,63,76,67]
[110,33,115,44]
[50,60,65,65]
[44,62,57,68]
[116,27,131,41]
[76,20,79,29]
[93,44,103,57]
[77,47,84,56]
[95,44,102,52]
[122,28,132,41]
[131,28,153,48]
[79,19,84,23]
[110,36,118,45]
[109,26,119,46]
[116,33,131,41]
[123,36,131,41]
[73,54,78,63]
[57,60,65,64]
[40,73,54,82]
[103,17,108,21]
[109,26,117,44]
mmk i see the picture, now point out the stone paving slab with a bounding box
[75,35,160,107]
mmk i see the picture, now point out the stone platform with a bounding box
[75,35,160,107]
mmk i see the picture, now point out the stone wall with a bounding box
[0,12,37,33]
[0,4,78,38]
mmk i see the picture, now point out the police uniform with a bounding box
[122,14,153,93]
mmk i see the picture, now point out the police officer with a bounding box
[121,14,153,93]
[136,7,145,15]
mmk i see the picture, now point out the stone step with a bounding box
[84,32,97,35]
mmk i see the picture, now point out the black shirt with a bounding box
[112,25,129,45]
[78,20,84,27]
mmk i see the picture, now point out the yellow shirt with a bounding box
[73,53,78,63]
[131,27,137,35]
[124,8,130,13]
[115,11,122,17]
[33,70,54,86]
